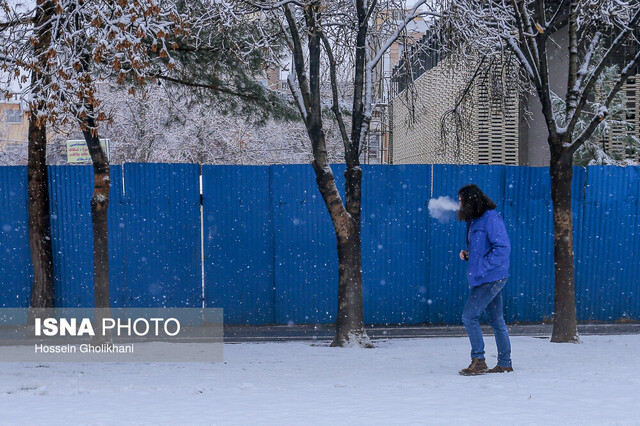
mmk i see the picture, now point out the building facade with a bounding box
[391,57,520,165]
[1,93,28,141]
[0,93,29,163]
[390,25,640,166]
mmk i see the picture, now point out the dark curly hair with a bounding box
[457,184,497,222]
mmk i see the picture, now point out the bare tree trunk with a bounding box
[27,114,54,310]
[312,164,369,347]
[80,111,111,343]
[81,121,110,310]
[335,226,365,346]
[27,0,56,315]
[549,144,579,342]
[282,1,371,346]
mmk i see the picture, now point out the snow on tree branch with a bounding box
[438,0,639,155]
[0,0,186,129]
[367,0,436,71]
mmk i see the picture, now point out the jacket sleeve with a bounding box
[481,213,511,270]
[465,222,470,249]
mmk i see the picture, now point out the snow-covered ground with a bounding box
[1,335,638,425]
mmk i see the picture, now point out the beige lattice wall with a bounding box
[608,75,640,160]
[391,59,520,165]
[475,67,520,165]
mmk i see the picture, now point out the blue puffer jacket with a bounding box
[466,209,511,287]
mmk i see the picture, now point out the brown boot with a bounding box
[487,365,514,373]
[459,358,488,376]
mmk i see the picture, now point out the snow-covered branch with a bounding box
[320,31,349,153]
[283,4,311,116]
[367,0,436,71]
[287,73,308,123]
[566,7,640,132]
[0,0,185,128]
[570,47,640,153]
[439,0,639,152]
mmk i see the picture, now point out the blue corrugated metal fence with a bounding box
[6,164,201,308]
[0,167,31,307]
[361,165,430,324]
[1,164,639,325]
[203,165,274,325]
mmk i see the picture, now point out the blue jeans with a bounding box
[461,279,512,368]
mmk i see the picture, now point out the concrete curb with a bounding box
[223,323,640,343]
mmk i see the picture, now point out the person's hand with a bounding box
[459,250,469,261]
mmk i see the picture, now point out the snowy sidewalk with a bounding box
[1,335,639,425]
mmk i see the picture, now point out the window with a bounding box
[5,109,23,124]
